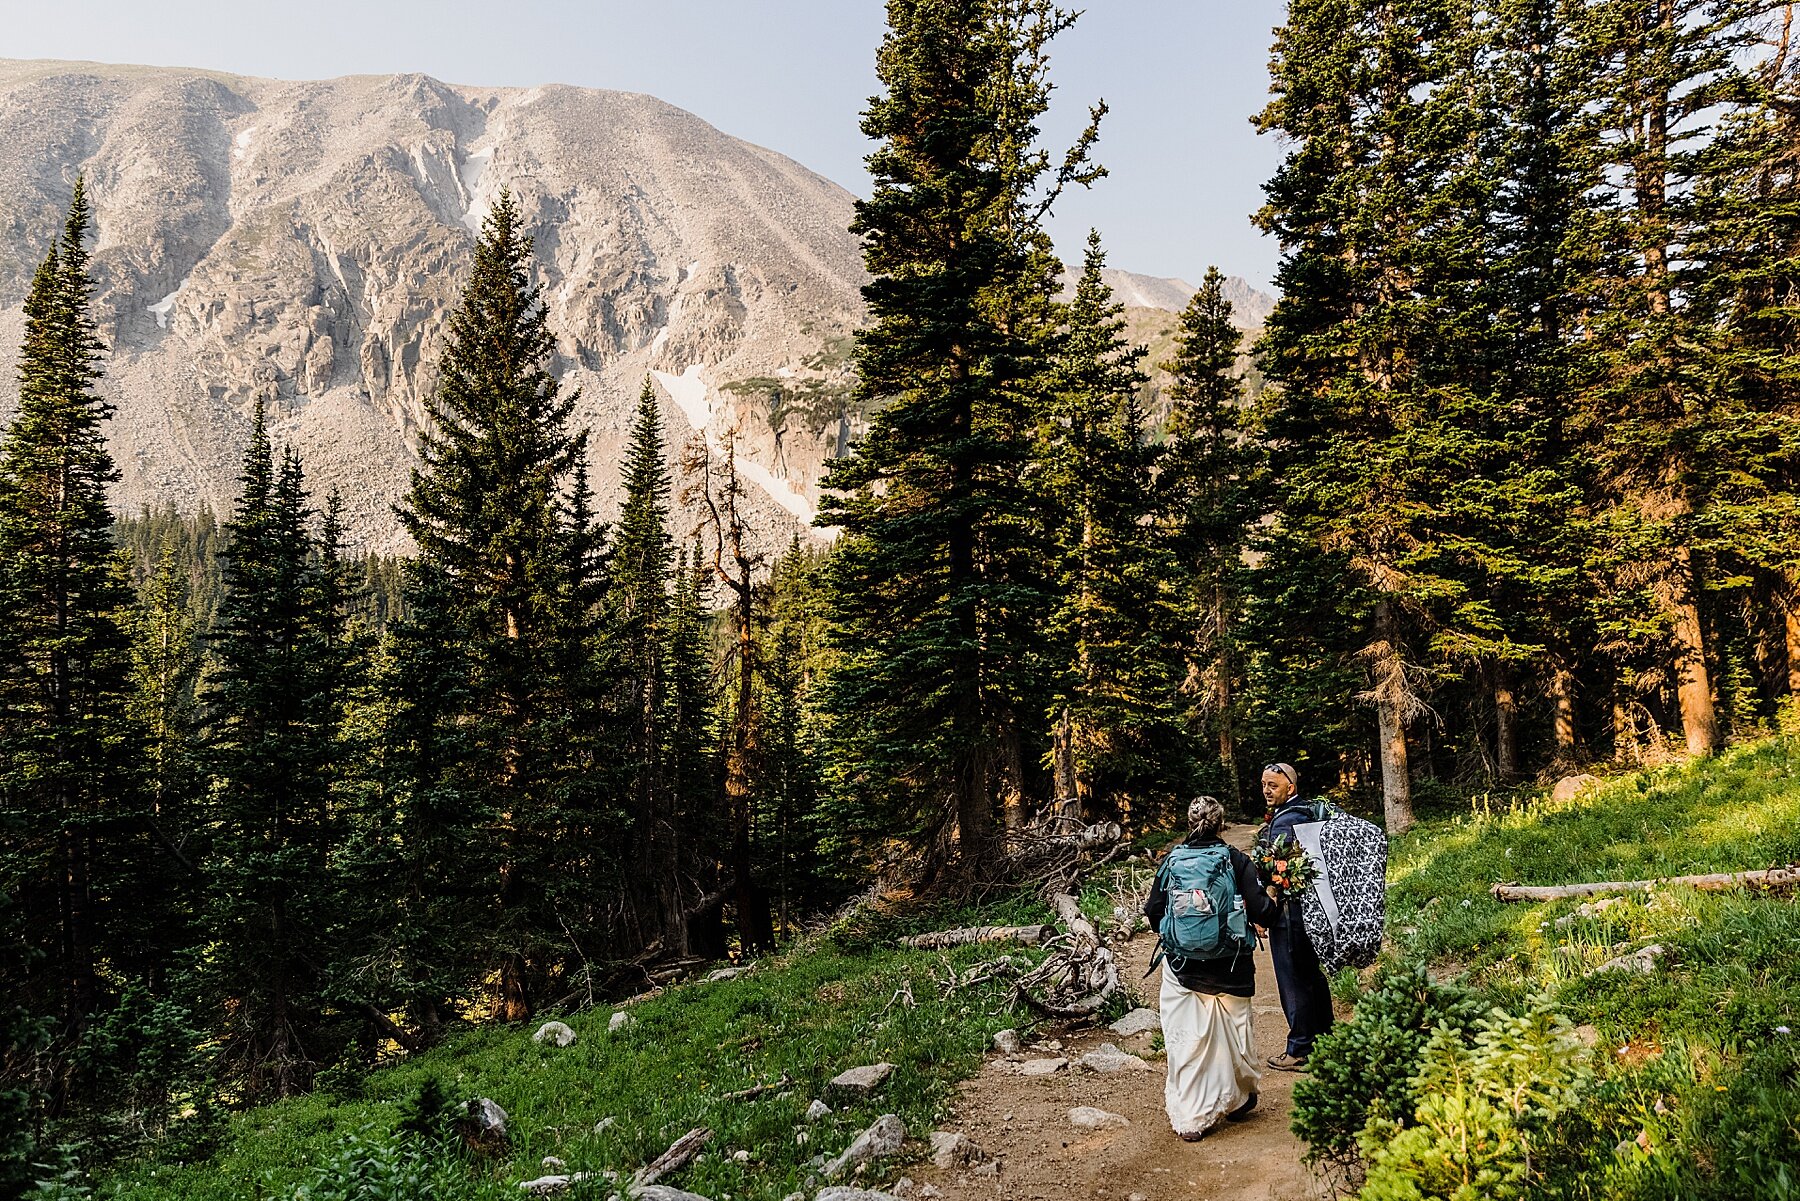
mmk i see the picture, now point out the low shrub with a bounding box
[1290,963,1485,1168]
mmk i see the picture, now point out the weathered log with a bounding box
[634,1126,713,1187]
[901,923,1052,949]
[720,1074,792,1102]
[1491,865,1800,903]
[1014,893,1118,1019]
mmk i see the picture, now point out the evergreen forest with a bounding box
[2,0,1798,1197]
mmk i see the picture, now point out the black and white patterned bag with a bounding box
[1292,805,1387,972]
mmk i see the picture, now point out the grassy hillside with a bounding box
[1304,734,1800,1200]
[95,923,1059,1201]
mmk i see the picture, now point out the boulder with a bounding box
[1068,1106,1130,1131]
[828,1063,895,1096]
[1551,773,1601,804]
[806,1099,833,1122]
[929,1131,985,1171]
[1591,944,1665,976]
[1108,1008,1160,1038]
[520,1173,591,1195]
[533,1021,577,1047]
[707,966,747,983]
[992,1029,1021,1055]
[1017,1057,1068,1076]
[609,1011,637,1033]
[461,1096,508,1145]
[823,1114,906,1178]
[1078,1043,1151,1074]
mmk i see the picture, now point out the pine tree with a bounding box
[1254,0,1494,831]
[1039,232,1188,826]
[610,381,693,955]
[205,408,348,1097]
[1160,267,1265,805]
[820,0,1103,870]
[397,191,612,1019]
[0,180,147,1033]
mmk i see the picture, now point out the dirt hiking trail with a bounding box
[908,825,1326,1201]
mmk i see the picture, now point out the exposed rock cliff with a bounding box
[0,59,867,552]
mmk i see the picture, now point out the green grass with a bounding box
[1368,735,1800,1198]
[103,934,1053,1201]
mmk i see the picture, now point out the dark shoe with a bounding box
[1178,1127,1208,1142]
[1267,1052,1308,1072]
[1226,1091,1259,1121]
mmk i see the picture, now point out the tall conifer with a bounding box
[820,0,1101,869]
[396,190,611,1020]
[0,181,145,1031]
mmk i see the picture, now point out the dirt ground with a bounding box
[905,825,1326,1201]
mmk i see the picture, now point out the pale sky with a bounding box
[9,1,1287,290]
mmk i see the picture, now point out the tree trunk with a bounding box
[1662,546,1720,756]
[1371,601,1414,834]
[1612,693,1638,764]
[1051,707,1078,820]
[1784,574,1800,695]
[1550,666,1579,765]
[1215,579,1240,806]
[1492,662,1519,782]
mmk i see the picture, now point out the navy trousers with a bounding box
[1270,915,1335,1057]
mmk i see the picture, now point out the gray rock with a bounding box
[823,1114,906,1179]
[806,1099,833,1121]
[1068,1106,1130,1131]
[929,1131,984,1170]
[594,1116,617,1136]
[520,1173,591,1195]
[1108,1008,1161,1038]
[707,966,747,983]
[533,1021,577,1047]
[1592,944,1665,976]
[1017,1057,1068,1076]
[1078,1043,1151,1074]
[609,1010,637,1033]
[919,1188,942,1200]
[815,1190,900,1201]
[828,1063,895,1096]
[632,1188,713,1201]
[890,1178,915,1197]
[992,1029,1021,1055]
[541,1155,567,1170]
[464,1097,508,1138]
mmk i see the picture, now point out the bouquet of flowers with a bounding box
[1253,835,1321,899]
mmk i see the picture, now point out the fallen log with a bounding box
[901,923,1052,949]
[634,1126,713,1187]
[720,1074,792,1102]
[1491,865,1800,903]
[1015,893,1119,1019]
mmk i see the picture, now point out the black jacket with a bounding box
[1259,798,1327,931]
[1144,834,1281,997]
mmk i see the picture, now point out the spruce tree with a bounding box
[610,380,690,954]
[820,0,1102,869]
[396,191,611,1018]
[1039,232,1188,826]
[1160,267,1265,805]
[0,180,147,1031]
[205,409,347,1097]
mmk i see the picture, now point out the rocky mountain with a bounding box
[0,59,1277,554]
[0,59,867,553]
[1065,267,1276,328]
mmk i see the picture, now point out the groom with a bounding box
[1257,762,1335,1070]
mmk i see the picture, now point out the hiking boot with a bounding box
[1267,1052,1308,1071]
[1226,1091,1259,1121]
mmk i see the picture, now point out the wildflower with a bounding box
[1777,1025,1792,1035]
[1461,899,1472,908]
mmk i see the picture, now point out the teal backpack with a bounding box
[1152,843,1253,971]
